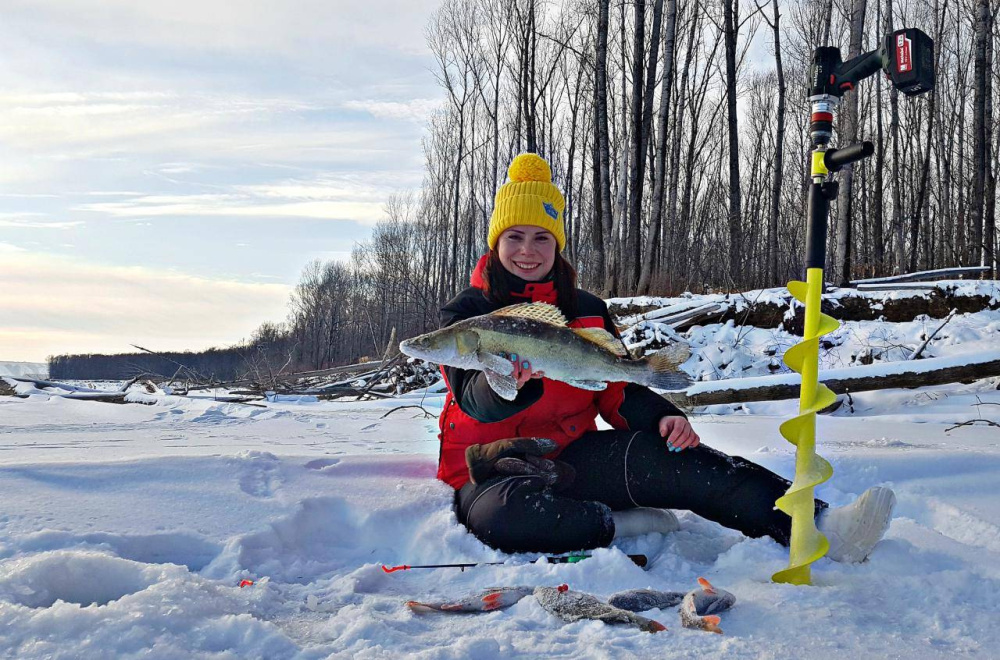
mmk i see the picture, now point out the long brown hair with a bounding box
[482,249,579,320]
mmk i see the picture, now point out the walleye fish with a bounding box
[399,302,691,400]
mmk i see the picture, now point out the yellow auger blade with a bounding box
[773,269,836,585]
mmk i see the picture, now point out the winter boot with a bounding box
[612,508,680,539]
[817,486,896,563]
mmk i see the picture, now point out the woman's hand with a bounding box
[658,416,700,452]
[498,352,545,389]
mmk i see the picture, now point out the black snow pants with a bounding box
[455,429,828,554]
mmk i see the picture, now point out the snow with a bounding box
[611,279,1000,325]
[2,306,1000,657]
[623,308,1000,384]
[0,361,47,378]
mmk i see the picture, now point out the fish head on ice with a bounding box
[399,323,482,369]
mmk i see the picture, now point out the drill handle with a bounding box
[825,141,875,172]
[835,50,885,93]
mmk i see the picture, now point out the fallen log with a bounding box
[855,283,940,291]
[184,361,380,392]
[6,376,106,393]
[317,388,393,400]
[664,351,1000,409]
[62,392,128,404]
[850,266,989,284]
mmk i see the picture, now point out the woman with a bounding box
[438,153,894,563]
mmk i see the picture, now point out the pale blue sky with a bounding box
[1,0,444,361]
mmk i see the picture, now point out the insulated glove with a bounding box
[465,437,575,488]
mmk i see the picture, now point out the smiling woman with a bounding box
[433,152,894,563]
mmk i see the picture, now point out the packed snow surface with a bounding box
[2,302,1000,657]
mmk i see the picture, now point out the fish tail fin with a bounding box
[697,577,716,594]
[702,615,723,634]
[640,345,692,391]
[646,620,668,633]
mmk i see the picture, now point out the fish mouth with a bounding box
[398,338,427,359]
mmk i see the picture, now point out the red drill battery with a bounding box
[885,28,934,96]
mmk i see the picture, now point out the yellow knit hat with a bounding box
[488,153,566,252]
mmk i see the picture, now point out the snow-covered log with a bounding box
[850,266,990,284]
[5,376,107,393]
[855,283,942,291]
[664,351,1000,408]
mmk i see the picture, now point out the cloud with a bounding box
[78,194,385,225]
[74,169,422,226]
[0,215,84,229]
[342,98,443,122]
[0,249,291,362]
[0,91,319,151]
[1,0,441,60]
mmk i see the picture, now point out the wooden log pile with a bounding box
[2,356,442,405]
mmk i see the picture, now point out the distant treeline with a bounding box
[47,338,291,383]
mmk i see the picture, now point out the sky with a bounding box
[0,0,444,362]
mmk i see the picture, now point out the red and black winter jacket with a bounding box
[436,255,686,489]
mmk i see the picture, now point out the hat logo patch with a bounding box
[543,202,558,220]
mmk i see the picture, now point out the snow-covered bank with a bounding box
[0,361,47,378]
[2,376,1000,658]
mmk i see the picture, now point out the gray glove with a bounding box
[465,437,575,488]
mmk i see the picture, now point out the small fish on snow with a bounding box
[407,586,534,613]
[533,585,667,633]
[679,578,736,634]
[607,588,685,612]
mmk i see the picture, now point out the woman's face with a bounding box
[497,226,557,281]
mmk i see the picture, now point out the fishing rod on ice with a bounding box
[773,28,935,586]
[383,553,648,573]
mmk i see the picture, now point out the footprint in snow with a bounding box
[235,451,281,498]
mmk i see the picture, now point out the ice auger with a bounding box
[773,28,934,585]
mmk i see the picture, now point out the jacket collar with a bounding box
[470,253,557,304]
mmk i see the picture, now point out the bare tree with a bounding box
[834,0,868,285]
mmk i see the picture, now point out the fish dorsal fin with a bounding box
[490,302,568,326]
[572,327,628,356]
